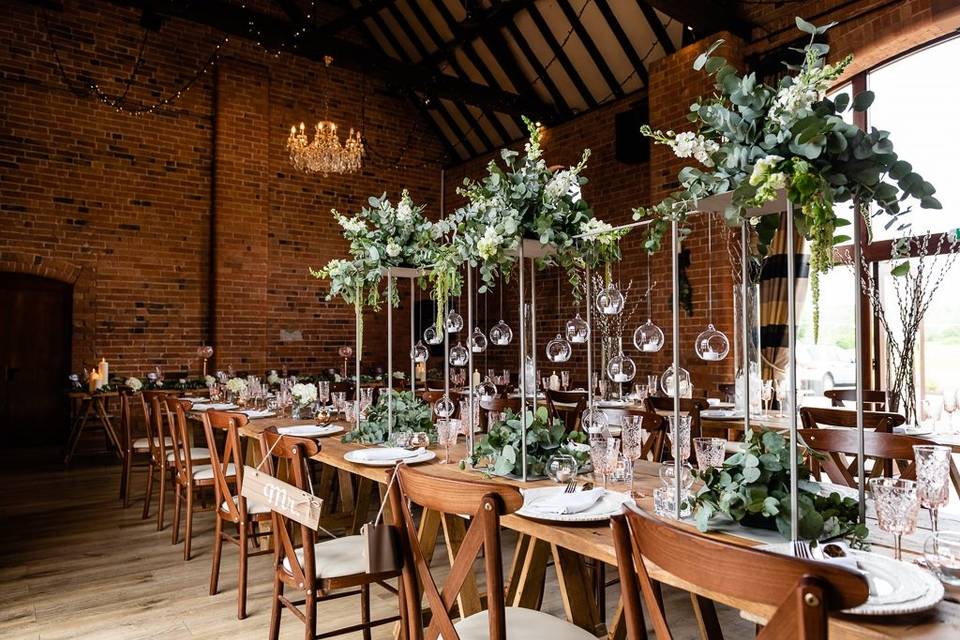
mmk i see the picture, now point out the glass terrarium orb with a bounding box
[469,327,488,353]
[660,364,692,398]
[581,407,610,436]
[477,377,498,401]
[445,309,464,333]
[423,324,443,345]
[695,323,730,361]
[565,312,589,344]
[489,319,514,346]
[412,340,429,363]
[595,283,625,316]
[434,395,455,419]
[607,353,637,383]
[633,319,665,353]
[546,333,572,363]
[449,342,469,367]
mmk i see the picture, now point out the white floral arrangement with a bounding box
[225,377,247,395]
[267,371,280,385]
[125,377,143,392]
[204,374,216,388]
[291,382,318,407]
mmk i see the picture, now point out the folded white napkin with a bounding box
[527,488,605,515]
[240,409,275,419]
[352,447,424,462]
[191,402,236,411]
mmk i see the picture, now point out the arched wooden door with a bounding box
[0,273,72,446]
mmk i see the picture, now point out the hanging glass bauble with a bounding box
[546,333,572,363]
[489,319,513,346]
[424,324,442,345]
[445,309,464,333]
[469,327,488,353]
[434,395,455,419]
[477,377,497,401]
[695,323,730,361]
[633,319,665,353]
[660,364,692,398]
[565,312,589,344]
[607,353,637,383]
[412,340,429,363]
[449,342,469,367]
[581,407,610,436]
[595,283,625,316]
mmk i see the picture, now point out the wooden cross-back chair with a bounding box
[643,396,709,463]
[117,386,142,508]
[202,410,272,619]
[257,428,401,640]
[601,407,668,462]
[162,396,218,560]
[544,389,587,432]
[611,506,869,640]
[388,465,595,640]
[824,388,892,411]
[799,407,907,478]
[140,390,175,527]
[478,396,522,432]
[798,428,960,493]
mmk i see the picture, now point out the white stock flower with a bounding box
[341,217,367,233]
[749,155,784,186]
[386,241,401,258]
[396,200,413,223]
[669,131,718,167]
[226,377,247,394]
[476,226,503,260]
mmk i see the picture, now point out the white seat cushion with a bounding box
[167,447,210,462]
[282,535,367,579]
[191,463,236,480]
[132,436,172,450]
[455,608,596,640]
[221,495,271,515]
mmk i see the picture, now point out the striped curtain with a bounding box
[759,214,809,379]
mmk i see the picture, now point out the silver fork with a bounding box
[564,480,578,493]
[793,540,813,560]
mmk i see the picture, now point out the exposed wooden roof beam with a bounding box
[556,0,623,99]
[503,19,570,114]
[419,0,535,68]
[526,2,597,109]
[635,0,676,55]
[642,0,752,40]
[80,0,553,120]
[594,0,649,86]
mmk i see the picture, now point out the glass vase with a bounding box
[733,282,762,416]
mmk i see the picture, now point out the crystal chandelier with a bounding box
[286,56,364,176]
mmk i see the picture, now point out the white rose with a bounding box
[125,377,143,392]
[386,241,401,258]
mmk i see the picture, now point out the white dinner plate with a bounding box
[762,543,944,615]
[897,425,934,436]
[276,424,343,438]
[344,448,436,467]
[701,409,744,420]
[190,402,238,411]
[516,487,633,523]
[240,409,276,419]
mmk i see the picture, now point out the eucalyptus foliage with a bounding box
[341,389,434,444]
[633,18,941,339]
[469,405,588,477]
[690,428,868,545]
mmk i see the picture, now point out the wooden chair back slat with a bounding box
[478,396,521,432]
[162,396,194,479]
[612,506,869,639]
[824,388,891,411]
[544,389,586,432]
[141,391,168,464]
[799,407,905,431]
[797,428,938,486]
[388,466,522,640]
[258,428,320,590]
[202,410,250,521]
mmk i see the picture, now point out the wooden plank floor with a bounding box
[0,448,751,639]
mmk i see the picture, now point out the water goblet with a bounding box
[318,380,330,405]
[913,445,951,531]
[761,380,773,413]
[647,375,658,397]
[621,416,645,497]
[924,531,960,587]
[561,371,570,391]
[667,415,692,461]
[869,477,921,560]
[436,420,458,464]
[546,454,578,484]
[589,435,616,489]
[344,401,356,424]
[943,388,958,434]
[924,395,944,432]
[693,437,726,471]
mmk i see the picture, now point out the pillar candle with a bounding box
[472,369,480,388]
[89,371,100,393]
[98,358,109,385]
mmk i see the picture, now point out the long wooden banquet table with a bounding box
[234,416,960,639]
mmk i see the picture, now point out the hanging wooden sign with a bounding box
[241,466,322,530]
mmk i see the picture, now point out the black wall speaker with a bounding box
[615,99,650,164]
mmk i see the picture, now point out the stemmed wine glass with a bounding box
[621,416,645,498]
[869,477,921,561]
[436,419,459,464]
[941,387,956,434]
[773,378,787,417]
[761,380,773,414]
[589,434,618,489]
[913,445,951,532]
[561,371,570,391]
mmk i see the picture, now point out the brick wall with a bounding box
[0,0,445,378]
